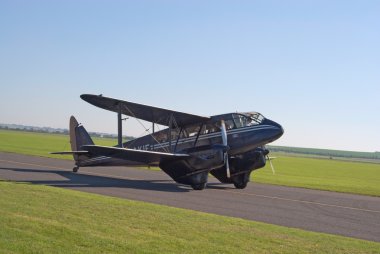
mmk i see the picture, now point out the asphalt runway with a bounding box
[1,152,380,242]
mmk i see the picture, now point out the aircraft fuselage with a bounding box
[126,112,283,157]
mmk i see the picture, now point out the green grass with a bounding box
[1,129,380,196]
[0,180,379,254]
[268,145,380,160]
[0,129,116,160]
[254,156,380,196]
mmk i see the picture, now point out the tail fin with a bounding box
[70,116,94,163]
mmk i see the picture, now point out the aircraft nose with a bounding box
[272,123,284,140]
[263,119,284,141]
[277,124,284,136]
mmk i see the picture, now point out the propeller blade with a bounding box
[220,120,228,146]
[267,155,276,175]
[225,153,230,178]
[220,120,230,178]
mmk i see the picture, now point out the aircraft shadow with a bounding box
[0,167,191,193]
[205,183,235,190]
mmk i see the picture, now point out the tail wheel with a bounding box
[73,166,79,173]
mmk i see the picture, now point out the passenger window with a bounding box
[233,114,244,128]
[225,120,235,130]
[171,128,180,141]
[202,123,220,134]
[154,131,168,143]
[181,124,202,138]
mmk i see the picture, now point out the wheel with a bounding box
[191,183,206,190]
[233,181,247,189]
[233,172,250,189]
[73,166,79,173]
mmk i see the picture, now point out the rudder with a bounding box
[70,116,94,163]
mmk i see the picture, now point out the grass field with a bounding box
[255,156,380,196]
[1,129,380,196]
[1,180,379,254]
[0,129,116,160]
[268,145,380,160]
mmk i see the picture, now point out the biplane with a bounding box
[52,94,284,190]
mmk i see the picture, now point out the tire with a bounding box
[233,181,247,189]
[233,172,250,189]
[191,183,206,190]
[73,166,79,173]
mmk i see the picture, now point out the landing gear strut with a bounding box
[73,166,79,173]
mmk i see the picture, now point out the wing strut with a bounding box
[151,122,155,150]
[168,114,173,152]
[118,103,123,147]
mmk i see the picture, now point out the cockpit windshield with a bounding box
[232,112,264,128]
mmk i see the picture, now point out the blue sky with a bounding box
[0,0,379,152]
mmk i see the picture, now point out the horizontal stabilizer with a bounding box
[50,151,89,155]
[81,145,189,164]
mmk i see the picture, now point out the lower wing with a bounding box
[81,145,189,165]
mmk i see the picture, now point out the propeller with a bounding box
[220,120,230,178]
[263,146,276,175]
[267,155,276,175]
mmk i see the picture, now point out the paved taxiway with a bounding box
[1,152,380,242]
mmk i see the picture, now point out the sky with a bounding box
[0,0,379,152]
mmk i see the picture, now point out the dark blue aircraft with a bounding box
[53,94,284,190]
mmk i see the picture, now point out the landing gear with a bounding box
[191,183,206,190]
[73,166,79,173]
[232,172,250,189]
[233,181,248,189]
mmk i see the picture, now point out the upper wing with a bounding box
[81,145,189,164]
[80,94,210,127]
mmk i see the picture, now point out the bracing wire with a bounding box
[122,104,170,153]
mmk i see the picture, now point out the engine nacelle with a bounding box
[210,147,267,184]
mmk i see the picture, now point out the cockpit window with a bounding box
[248,112,265,124]
[232,113,264,128]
